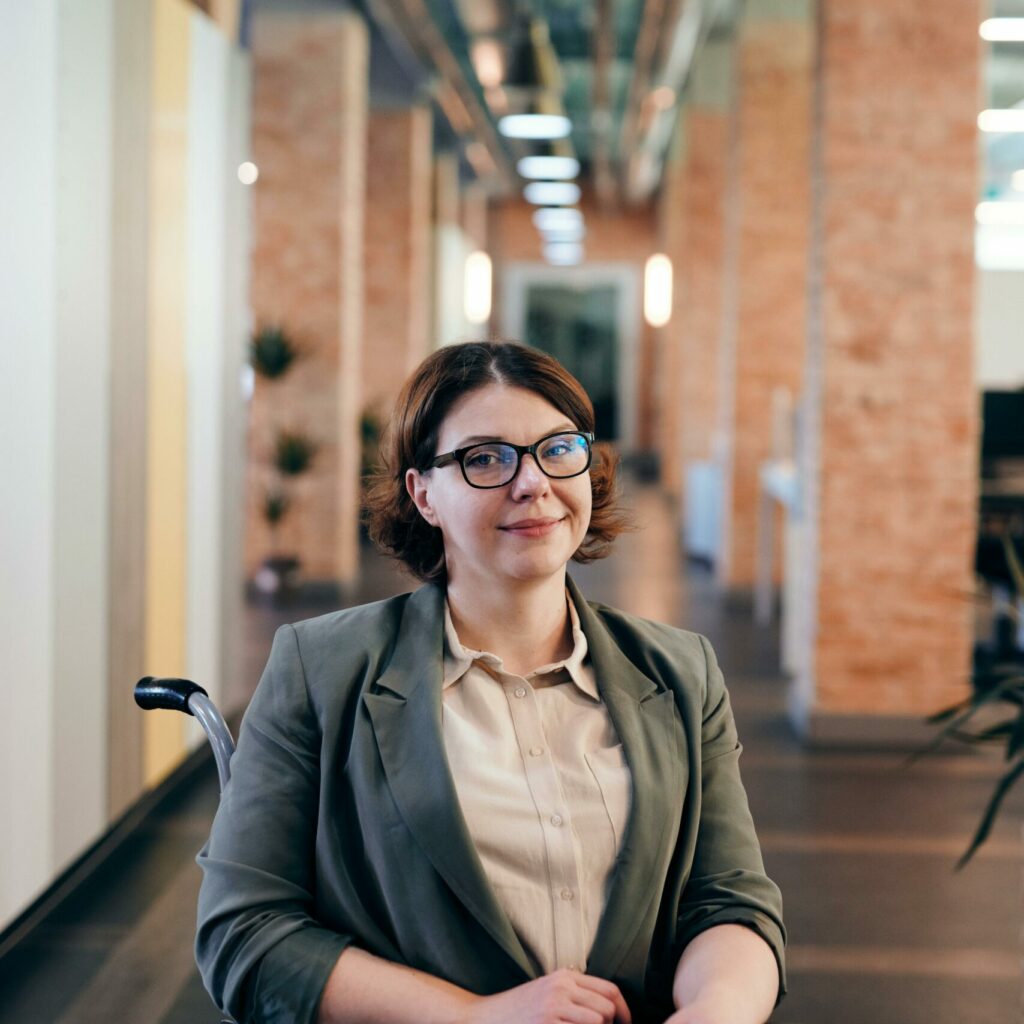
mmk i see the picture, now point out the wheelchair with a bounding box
[134,676,236,1023]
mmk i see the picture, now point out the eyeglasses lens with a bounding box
[463,433,590,487]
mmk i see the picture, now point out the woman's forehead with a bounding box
[437,384,575,445]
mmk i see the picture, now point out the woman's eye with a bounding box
[542,442,571,458]
[466,452,496,467]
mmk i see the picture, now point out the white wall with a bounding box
[0,1,251,931]
[0,0,114,926]
[0,0,60,931]
[185,13,251,732]
[976,268,1024,390]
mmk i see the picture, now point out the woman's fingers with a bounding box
[570,973,632,1024]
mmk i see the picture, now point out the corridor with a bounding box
[0,484,1018,1024]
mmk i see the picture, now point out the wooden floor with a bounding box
[1,484,1021,1023]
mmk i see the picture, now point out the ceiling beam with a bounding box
[367,0,518,189]
[589,0,617,207]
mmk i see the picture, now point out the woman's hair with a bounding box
[363,340,632,583]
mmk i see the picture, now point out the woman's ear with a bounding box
[405,468,440,527]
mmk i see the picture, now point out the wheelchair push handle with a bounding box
[134,676,209,714]
[134,676,236,794]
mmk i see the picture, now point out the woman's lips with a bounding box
[498,517,565,538]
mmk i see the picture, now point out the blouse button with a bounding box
[550,814,563,827]
[529,747,544,757]
[514,686,527,698]
[560,888,574,901]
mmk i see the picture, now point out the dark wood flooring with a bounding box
[1,485,1020,1023]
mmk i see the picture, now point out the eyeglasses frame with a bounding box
[428,430,596,489]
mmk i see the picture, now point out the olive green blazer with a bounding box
[195,576,786,1024]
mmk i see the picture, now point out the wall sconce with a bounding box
[644,254,672,327]
[464,251,492,324]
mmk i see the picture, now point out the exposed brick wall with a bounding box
[722,16,812,588]
[802,0,982,716]
[245,11,367,582]
[682,110,729,477]
[363,107,432,421]
[657,140,688,498]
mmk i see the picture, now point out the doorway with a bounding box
[501,263,640,453]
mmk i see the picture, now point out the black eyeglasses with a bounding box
[429,431,595,489]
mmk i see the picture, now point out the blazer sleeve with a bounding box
[672,634,787,1005]
[195,623,353,1024]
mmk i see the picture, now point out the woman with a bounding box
[196,341,786,1024]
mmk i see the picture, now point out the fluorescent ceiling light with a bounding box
[464,252,492,324]
[517,155,580,180]
[533,207,583,231]
[534,208,582,228]
[523,181,581,205]
[980,18,1024,41]
[538,224,586,243]
[644,254,673,327]
[498,114,572,140]
[976,223,1024,270]
[976,201,1024,226]
[543,242,583,265]
[1012,169,1024,192]
[978,109,1024,133]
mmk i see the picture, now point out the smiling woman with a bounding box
[194,341,787,1024]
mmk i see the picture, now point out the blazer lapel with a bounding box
[361,583,537,979]
[566,576,688,981]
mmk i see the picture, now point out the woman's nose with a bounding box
[510,453,550,497]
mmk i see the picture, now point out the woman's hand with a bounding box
[463,968,632,1024]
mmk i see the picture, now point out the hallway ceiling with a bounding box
[365,0,740,204]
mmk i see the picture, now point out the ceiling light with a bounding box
[649,86,676,111]
[976,202,1024,226]
[544,242,583,265]
[644,254,673,327]
[470,39,504,89]
[498,114,572,140]
[978,109,1024,133]
[464,252,492,324]
[237,161,259,185]
[523,181,581,205]
[517,155,580,180]
[538,223,586,243]
[979,18,1024,41]
[532,207,583,231]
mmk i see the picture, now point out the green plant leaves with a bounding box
[955,759,1024,871]
[274,430,318,476]
[250,325,299,379]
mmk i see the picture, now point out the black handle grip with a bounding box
[134,676,209,715]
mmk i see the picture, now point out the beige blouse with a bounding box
[441,592,633,976]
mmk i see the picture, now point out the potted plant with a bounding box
[250,324,301,379]
[253,429,319,602]
[910,534,1024,868]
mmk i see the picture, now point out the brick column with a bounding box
[793,0,982,739]
[247,10,368,587]
[656,126,687,498]
[364,106,433,419]
[719,1,813,589]
[663,41,732,516]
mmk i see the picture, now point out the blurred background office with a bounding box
[1,0,1023,1021]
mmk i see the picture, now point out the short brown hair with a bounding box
[363,340,632,583]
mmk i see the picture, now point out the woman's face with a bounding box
[406,383,593,589]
